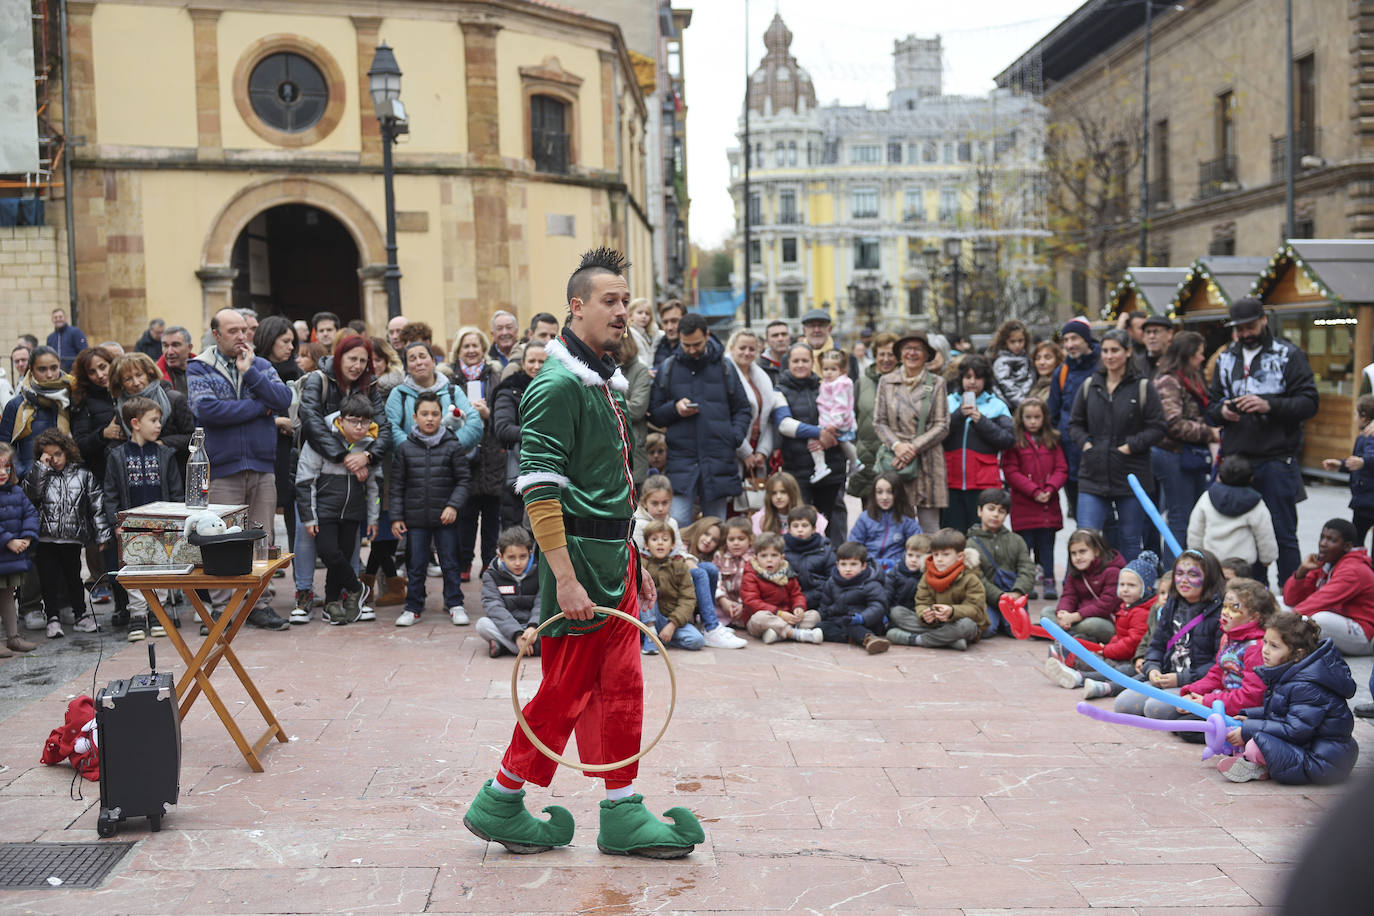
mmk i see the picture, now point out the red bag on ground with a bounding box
[40,695,100,781]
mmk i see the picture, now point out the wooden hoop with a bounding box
[510,606,676,772]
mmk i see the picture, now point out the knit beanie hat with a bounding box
[1121,549,1160,602]
[1060,318,1095,345]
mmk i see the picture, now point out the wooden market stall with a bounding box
[1168,255,1272,361]
[1105,266,1191,320]
[1250,239,1374,474]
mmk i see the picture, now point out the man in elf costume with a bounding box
[463,248,705,858]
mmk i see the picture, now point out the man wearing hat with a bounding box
[1133,315,1174,381]
[1047,317,1100,515]
[800,308,860,384]
[1205,297,1318,588]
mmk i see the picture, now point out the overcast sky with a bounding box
[682,0,1086,248]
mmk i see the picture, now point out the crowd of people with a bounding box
[0,293,1369,787]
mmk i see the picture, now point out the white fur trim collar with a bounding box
[514,471,569,493]
[546,337,629,393]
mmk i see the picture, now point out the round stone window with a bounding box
[248,52,328,133]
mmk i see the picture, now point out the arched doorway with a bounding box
[230,204,361,323]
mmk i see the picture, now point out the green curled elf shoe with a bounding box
[596,795,705,859]
[462,779,575,854]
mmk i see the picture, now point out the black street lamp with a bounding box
[368,42,408,320]
[846,276,893,334]
[923,237,995,340]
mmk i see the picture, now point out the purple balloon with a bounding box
[1076,702,1235,759]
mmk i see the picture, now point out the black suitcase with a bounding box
[95,666,181,837]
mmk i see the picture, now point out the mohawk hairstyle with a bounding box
[567,247,631,303]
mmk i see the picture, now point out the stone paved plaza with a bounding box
[0,485,1371,913]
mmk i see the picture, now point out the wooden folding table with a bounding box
[117,555,292,772]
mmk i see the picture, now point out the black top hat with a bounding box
[1226,296,1265,327]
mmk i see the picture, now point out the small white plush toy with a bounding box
[184,510,242,538]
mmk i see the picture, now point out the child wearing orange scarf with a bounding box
[886,528,988,650]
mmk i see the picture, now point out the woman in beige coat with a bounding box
[873,332,950,533]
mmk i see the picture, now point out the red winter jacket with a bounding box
[1180,620,1267,716]
[1283,547,1374,640]
[741,562,806,623]
[1057,550,1125,621]
[1102,596,1152,661]
[1001,436,1068,532]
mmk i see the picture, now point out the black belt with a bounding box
[565,515,631,541]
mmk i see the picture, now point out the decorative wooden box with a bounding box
[116,502,250,566]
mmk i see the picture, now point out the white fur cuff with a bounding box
[515,471,570,493]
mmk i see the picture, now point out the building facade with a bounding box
[2,0,653,350]
[727,15,1048,336]
[998,0,1374,320]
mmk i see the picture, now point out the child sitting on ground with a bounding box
[966,488,1037,637]
[888,527,987,651]
[886,533,931,622]
[1114,548,1225,720]
[847,472,922,574]
[814,541,890,654]
[645,431,667,479]
[1220,612,1358,784]
[1187,455,1277,583]
[26,429,111,638]
[476,526,540,658]
[739,532,821,644]
[389,390,472,627]
[711,518,754,629]
[1055,528,1124,643]
[1043,550,1160,698]
[752,470,826,536]
[1178,576,1275,717]
[103,397,184,641]
[640,519,704,652]
[1219,557,1252,581]
[297,394,380,625]
[784,505,836,608]
[811,349,862,482]
[632,477,746,649]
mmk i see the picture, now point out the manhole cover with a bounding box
[0,842,134,889]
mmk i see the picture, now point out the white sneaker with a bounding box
[795,627,823,644]
[74,615,98,633]
[449,606,470,626]
[149,624,166,638]
[289,607,311,625]
[395,610,419,627]
[809,465,831,483]
[23,610,45,631]
[761,628,779,644]
[46,619,63,638]
[357,606,376,622]
[1043,656,1085,689]
[427,564,442,577]
[703,625,747,649]
[127,627,146,642]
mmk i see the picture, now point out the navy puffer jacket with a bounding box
[1240,639,1358,785]
[0,480,38,575]
[784,531,837,607]
[885,561,922,610]
[776,370,847,480]
[649,336,752,504]
[815,565,887,629]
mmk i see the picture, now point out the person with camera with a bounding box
[1205,297,1318,588]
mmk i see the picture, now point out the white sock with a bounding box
[606,783,636,801]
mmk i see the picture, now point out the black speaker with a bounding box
[95,667,180,837]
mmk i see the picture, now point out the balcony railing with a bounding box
[1270,128,1322,183]
[778,211,803,225]
[902,209,926,223]
[1197,155,1239,200]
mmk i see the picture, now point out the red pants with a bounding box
[501,592,644,787]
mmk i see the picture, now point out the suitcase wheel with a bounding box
[97,809,119,838]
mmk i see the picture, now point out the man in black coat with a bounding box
[1204,297,1319,586]
[649,313,751,526]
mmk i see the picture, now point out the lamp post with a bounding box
[923,237,994,340]
[846,276,893,334]
[368,42,408,320]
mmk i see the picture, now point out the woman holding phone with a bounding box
[941,354,1015,534]
[448,326,505,581]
